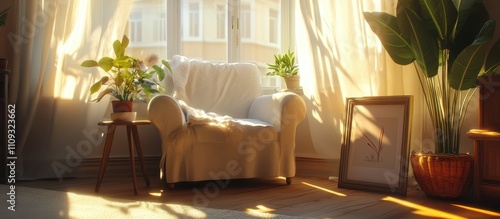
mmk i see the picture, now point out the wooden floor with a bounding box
[16,172,500,218]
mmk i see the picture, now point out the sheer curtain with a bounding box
[11,0,131,179]
[295,0,425,159]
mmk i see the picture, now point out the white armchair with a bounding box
[148,56,306,187]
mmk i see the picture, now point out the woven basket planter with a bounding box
[410,154,473,198]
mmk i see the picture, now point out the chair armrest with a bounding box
[147,95,186,139]
[249,92,306,178]
[248,92,306,131]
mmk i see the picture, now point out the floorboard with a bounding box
[16,173,500,218]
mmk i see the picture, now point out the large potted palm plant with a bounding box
[364,0,500,198]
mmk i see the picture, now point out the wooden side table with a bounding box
[467,130,500,203]
[95,120,151,194]
[466,75,500,205]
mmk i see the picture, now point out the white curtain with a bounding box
[295,0,426,158]
[11,0,131,179]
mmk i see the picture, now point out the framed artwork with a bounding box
[338,95,412,196]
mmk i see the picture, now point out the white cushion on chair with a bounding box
[184,58,262,118]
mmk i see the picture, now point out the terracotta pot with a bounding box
[285,75,300,89]
[111,100,134,113]
[411,153,473,198]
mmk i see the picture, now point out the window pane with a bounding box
[269,9,278,44]
[217,4,226,39]
[128,0,168,62]
[189,2,200,37]
[241,0,281,87]
[181,0,226,61]
[241,4,251,39]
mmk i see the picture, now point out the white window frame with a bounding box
[167,0,294,67]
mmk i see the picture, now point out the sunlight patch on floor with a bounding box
[149,190,163,197]
[66,192,206,218]
[382,196,466,219]
[452,204,500,217]
[301,181,347,197]
[246,205,277,217]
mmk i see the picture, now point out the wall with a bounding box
[293,0,500,163]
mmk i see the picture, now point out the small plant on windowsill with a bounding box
[81,35,172,120]
[266,49,300,89]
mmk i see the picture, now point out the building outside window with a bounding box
[217,4,226,39]
[128,0,286,88]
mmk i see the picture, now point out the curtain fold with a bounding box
[11,0,131,179]
[295,0,424,158]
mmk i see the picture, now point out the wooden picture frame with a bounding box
[338,95,412,196]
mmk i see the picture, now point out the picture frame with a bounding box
[338,95,412,196]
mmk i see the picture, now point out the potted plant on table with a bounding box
[81,35,172,121]
[266,49,300,89]
[364,0,500,198]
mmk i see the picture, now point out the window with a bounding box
[128,0,290,88]
[187,2,200,38]
[217,5,226,39]
[154,12,167,42]
[269,9,278,44]
[241,4,251,39]
[129,11,142,42]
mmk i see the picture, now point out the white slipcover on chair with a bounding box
[148,55,306,186]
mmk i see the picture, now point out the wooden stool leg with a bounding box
[95,125,116,193]
[132,125,150,186]
[127,126,138,194]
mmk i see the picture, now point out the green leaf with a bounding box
[114,56,132,68]
[484,39,500,76]
[449,43,487,90]
[397,8,439,77]
[162,60,173,74]
[81,60,99,67]
[449,19,494,90]
[153,65,165,82]
[89,81,102,94]
[122,35,129,48]
[98,57,114,72]
[452,0,480,40]
[94,88,113,102]
[115,73,124,87]
[418,0,457,41]
[449,4,488,68]
[363,12,415,65]
[113,35,129,58]
[113,40,122,57]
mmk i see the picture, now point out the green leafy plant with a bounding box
[266,49,299,78]
[81,35,172,102]
[364,0,500,154]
